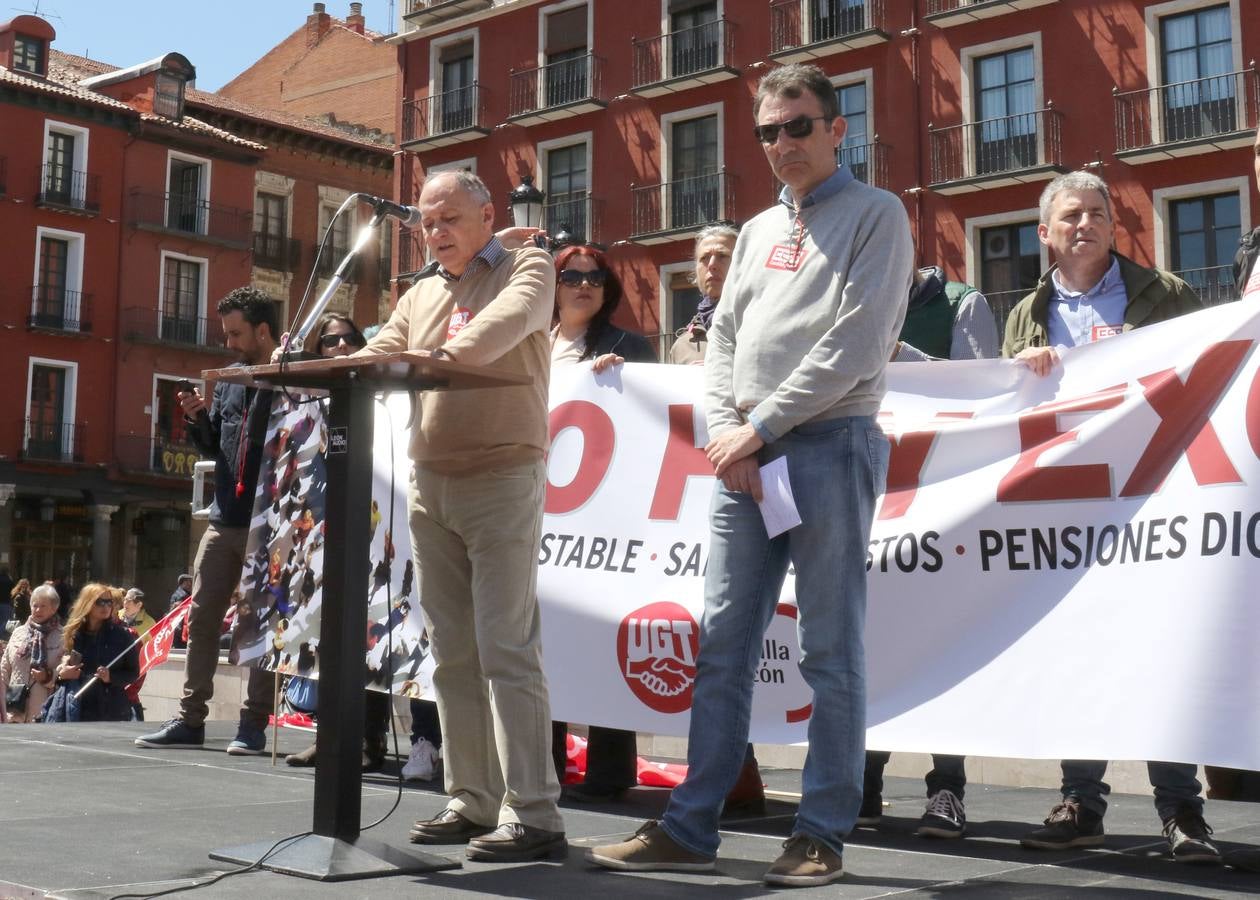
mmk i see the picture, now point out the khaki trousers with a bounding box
[408,461,561,831]
[180,523,275,729]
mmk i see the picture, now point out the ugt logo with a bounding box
[616,601,699,714]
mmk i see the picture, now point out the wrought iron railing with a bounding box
[982,287,1033,340]
[402,83,485,142]
[929,107,1063,184]
[838,139,889,188]
[631,171,734,237]
[1115,68,1259,151]
[770,0,884,53]
[510,53,603,117]
[542,192,598,244]
[0,156,7,194]
[1173,265,1237,307]
[27,285,92,333]
[927,0,1054,12]
[398,227,427,277]
[632,18,734,88]
[378,256,393,288]
[121,306,226,348]
[20,418,85,463]
[39,163,100,212]
[252,233,302,271]
[129,190,252,244]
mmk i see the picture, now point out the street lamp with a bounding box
[509,175,545,229]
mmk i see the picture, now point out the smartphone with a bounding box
[177,379,196,396]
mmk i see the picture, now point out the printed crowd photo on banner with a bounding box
[227,301,1260,771]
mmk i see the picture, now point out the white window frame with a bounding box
[964,207,1048,293]
[31,225,86,329]
[1143,0,1244,143]
[658,259,697,357]
[830,68,874,168]
[428,27,479,132]
[658,0,724,36]
[537,131,594,239]
[158,250,210,342]
[1151,175,1251,272]
[960,32,1045,173]
[165,149,213,234]
[255,171,295,239]
[426,157,478,174]
[538,0,592,67]
[151,372,202,444]
[41,119,90,205]
[24,356,78,457]
[660,101,725,231]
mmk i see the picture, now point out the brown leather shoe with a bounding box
[466,823,567,862]
[409,807,495,845]
[722,759,766,817]
[285,742,318,767]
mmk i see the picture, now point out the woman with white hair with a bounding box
[1,585,64,722]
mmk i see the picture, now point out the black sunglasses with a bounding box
[558,268,608,288]
[93,597,115,608]
[753,115,832,145]
[319,332,365,349]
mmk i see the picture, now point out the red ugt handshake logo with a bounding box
[617,602,700,714]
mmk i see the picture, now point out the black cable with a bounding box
[107,831,314,900]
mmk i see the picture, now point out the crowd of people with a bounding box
[5,60,1258,886]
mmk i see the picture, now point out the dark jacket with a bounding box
[1235,226,1260,297]
[589,324,658,363]
[1002,252,1202,358]
[43,619,140,722]
[187,365,273,527]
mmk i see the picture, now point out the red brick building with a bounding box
[0,13,393,599]
[392,0,1259,347]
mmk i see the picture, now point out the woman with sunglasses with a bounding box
[549,244,656,802]
[44,585,140,722]
[551,245,657,371]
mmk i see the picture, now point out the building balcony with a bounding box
[398,228,427,280]
[1174,265,1237,307]
[27,285,93,334]
[839,139,890,189]
[401,85,490,148]
[631,170,736,245]
[121,306,229,351]
[252,233,303,272]
[315,248,358,281]
[37,164,101,215]
[402,0,492,28]
[769,0,889,61]
[378,256,393,289]
[631,18,738,98]
[542,192,603,245]
[928,106,1065,195]
[128,190,252,248]
[925,0,1059,28]
[117,434,201,479]
[508,53,607,125]
[1114,68,1259,163]
[20,419,85,464]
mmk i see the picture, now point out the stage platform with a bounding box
[0,721,1257,899]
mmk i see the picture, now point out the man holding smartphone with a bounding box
[136,287,279,755]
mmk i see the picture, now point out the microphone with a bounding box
[365,195,422,228]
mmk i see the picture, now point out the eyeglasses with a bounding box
[93,597,115,608]
[319,332,365,349]
[558,268,608,288]
[753,115,832,145]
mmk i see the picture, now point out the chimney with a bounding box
[307,2,332,47]
[346,2,366,34]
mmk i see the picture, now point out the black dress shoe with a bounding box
[285,743,318,768]
[409,807,495,845]
[562,782,629,803]
[466,823,567,862]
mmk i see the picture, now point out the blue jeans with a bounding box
[661,415,888,858]
[1061,760,1203,821]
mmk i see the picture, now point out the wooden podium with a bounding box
[203,352,530,881]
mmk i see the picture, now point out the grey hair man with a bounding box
[590,62,912,887]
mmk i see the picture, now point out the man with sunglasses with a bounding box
[356,170,564,863]
[590,63,912,887]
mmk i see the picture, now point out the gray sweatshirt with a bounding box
[704,170,913,442]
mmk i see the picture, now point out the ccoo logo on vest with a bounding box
[617,601,699,714]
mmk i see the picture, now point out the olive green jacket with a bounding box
[1001,252,1202,358]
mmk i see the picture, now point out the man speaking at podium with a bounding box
[356,170,564,862]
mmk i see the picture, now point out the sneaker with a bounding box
[134,718,204,749]
[226,721,266,756]
[856,792,882,827]
[586,820,716,872]
[402,737,440,782]
[764,834,844,887]
[916,789,966,839]
[1020,799,1104,850]
[1163,808,1221,864]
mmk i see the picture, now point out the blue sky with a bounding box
[28,0,396,91]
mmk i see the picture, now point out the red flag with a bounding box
[140,597,195,675]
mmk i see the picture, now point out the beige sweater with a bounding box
[361,244,555,475]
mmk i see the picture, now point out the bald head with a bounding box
[419,171,496,277]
